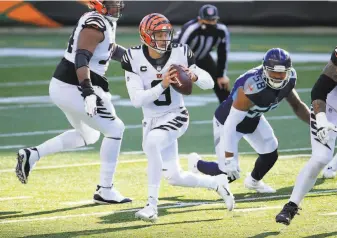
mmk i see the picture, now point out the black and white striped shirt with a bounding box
[174,19,230,78]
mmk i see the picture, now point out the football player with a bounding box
[188,48,310,193]
[121,13,235,223]
[276,47,337,225]
[15,1,131,204]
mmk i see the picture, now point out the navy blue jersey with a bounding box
[214,65,297,133]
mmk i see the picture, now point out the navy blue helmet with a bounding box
[199,4,219,21]
[262,48,292,89]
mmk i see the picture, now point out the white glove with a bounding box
[84,94,97,117]
[316,112,337,144]
[219,157,240,181]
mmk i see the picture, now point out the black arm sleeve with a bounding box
[311,74,337,102]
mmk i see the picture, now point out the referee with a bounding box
[174,4,230,103]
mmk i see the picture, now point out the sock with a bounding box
[197,160,224,176]
[148,186,160,207]
[327,153,337,171]
[36,129,86,158]
[289,159,325,205]
[251,150,278,180]
[99,137,122,187]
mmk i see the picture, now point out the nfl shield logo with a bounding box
[207,7,215,15]
[157,66,162,71]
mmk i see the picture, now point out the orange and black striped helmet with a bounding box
[139,13,173,53]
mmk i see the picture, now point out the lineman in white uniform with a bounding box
[121,13,234,223]
[15,1,131,204]
[276,47,337,225]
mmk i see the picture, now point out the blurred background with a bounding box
[0,1,336,154]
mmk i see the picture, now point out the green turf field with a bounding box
[0,32,337,237]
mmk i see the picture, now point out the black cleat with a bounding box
[276,202,301,225]
[15,149,32,184]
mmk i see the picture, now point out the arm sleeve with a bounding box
[311,74,337,102]
[217,25,230,77]
[189,64,214,90]
[125,71,165,108]
[111,44,126,62]
[223,106,248,153]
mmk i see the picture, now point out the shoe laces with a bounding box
[283,203,301,218]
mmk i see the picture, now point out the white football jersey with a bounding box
[122,44,193,118]
[64,11,116,76]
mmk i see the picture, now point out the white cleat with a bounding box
[135,204,158,223]
[93,185,132,204]
[322,166,336,179]
[15,148,39,184]
[187,152,201,174]
[214,174,235,211]
[244,174,276,193]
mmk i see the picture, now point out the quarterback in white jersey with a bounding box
[276,47,337,225]
[121,13,234,223]
[15,1,131,204]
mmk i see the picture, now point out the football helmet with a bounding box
[262,48,292,89]
[88,0,124,22]
[139,13,173,54]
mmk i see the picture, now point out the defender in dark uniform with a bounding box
[174,4,230,103]
[188,48,310,193]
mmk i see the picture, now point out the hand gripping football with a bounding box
[170,64,193,95]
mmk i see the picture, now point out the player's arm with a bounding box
[184,46,214,90]
[311,59,337,142]
[76,27,104,116]
[223,87,253,158]
[216,25,230,89]
[219,87,253,180]
[121,53,176,108]
[111,44,126,62]
[286,89,310,124]
[312,61,337,115]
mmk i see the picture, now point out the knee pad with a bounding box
[143,130,161,152]
[81,129,100,145]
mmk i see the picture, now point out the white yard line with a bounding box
[0,145,25,150]
[0,65,323,87]
[1,189,336,225]
[0,116,298,138]
[0,152,312,173]
[0,196,32,201]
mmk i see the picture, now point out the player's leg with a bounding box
[190,116,243,180]
[15,78,100,184]
[276,106,337,225]
[243,116,278,193]
[136,108,190,222]
[79,87,128,204]
[162,140,234,211]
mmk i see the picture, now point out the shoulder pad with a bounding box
[82,13,106,32]
[243,73,266,95]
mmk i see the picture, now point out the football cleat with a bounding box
[322,166,336,179]
[275,202,301,225]
[15,148,38,184]
[93,185,132,204]
[244,174,276,193]
[135,204,158,223]
[187,152,201,174]
[214,174,235,211]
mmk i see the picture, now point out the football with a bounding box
[170,64,193,95]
